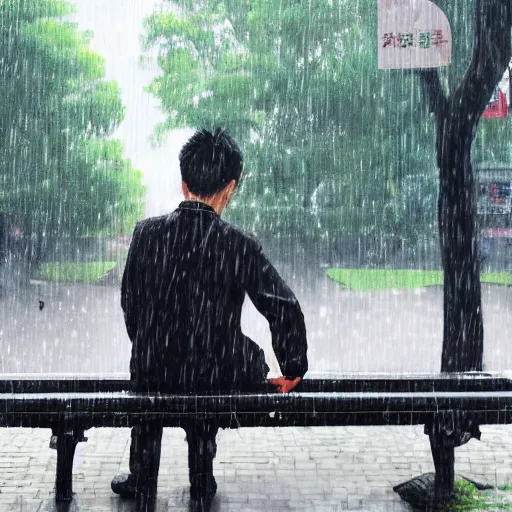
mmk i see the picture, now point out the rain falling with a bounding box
[0,1,511,511]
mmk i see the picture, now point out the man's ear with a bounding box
[225,180,237,198]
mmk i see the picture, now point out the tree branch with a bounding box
[416,68,448,121]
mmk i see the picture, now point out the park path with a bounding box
[2,424,512,511]
[1,269,511,376]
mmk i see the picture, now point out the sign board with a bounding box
[482,88,508,118]
[483,60,511,118]
[378,0,452,70]
[477,180,512,215]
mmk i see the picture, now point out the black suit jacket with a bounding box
[121,200,308,392]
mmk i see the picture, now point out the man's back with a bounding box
[112,129,307,505]
[122,200,308,392]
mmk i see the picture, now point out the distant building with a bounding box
[475,162,512,269]
[476,162,512,236]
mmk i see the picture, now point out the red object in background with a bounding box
[487,227,512,238]
[489,183,508,204]
[483,89,508,118]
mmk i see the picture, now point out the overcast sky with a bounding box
[72,0,193,217]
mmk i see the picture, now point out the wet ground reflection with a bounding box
[2,266,511,375]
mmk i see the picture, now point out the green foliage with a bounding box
[143,0,511,246]
[36,262,116,283]
[326,268,511,290]
[442,479,512,510]
[0,0,145,240]
[142,0,438,243]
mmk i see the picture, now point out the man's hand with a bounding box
[268,376,301,393]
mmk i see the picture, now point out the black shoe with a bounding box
[111,473,137,499]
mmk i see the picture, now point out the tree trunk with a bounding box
[418,0,511,373]
[392,3,510,507]
[438,117,483,372]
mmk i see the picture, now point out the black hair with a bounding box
[179,128,243,197]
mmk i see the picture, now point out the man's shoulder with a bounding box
[218,219,262,251]
[134,213,176,232]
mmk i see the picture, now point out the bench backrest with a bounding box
[1,372,511,394]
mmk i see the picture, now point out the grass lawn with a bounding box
[445,480,512,510]
[36,262,116,284]
[326,268,511,291]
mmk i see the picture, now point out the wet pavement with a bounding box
[1,270,511,375]
[2,424,512,511]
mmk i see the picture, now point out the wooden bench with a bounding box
[1,371,512,510]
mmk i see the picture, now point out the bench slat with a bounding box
[1,372,511,394]
[1,390,512,413]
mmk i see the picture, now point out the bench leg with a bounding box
[429,432,455,502]
[136,422,162,512]
[55,433,79,501]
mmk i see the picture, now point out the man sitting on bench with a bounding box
[111,128,308,508]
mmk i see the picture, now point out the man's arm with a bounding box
[121,222,144,341]
[243,240,308,381]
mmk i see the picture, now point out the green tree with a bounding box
[143,0,511,359]
[143,0,437,254]
[0,0,145,249]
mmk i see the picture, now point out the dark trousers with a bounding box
[129,353,269,498]
[129,420,219,497]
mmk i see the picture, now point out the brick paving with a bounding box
[1,425,512,511]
